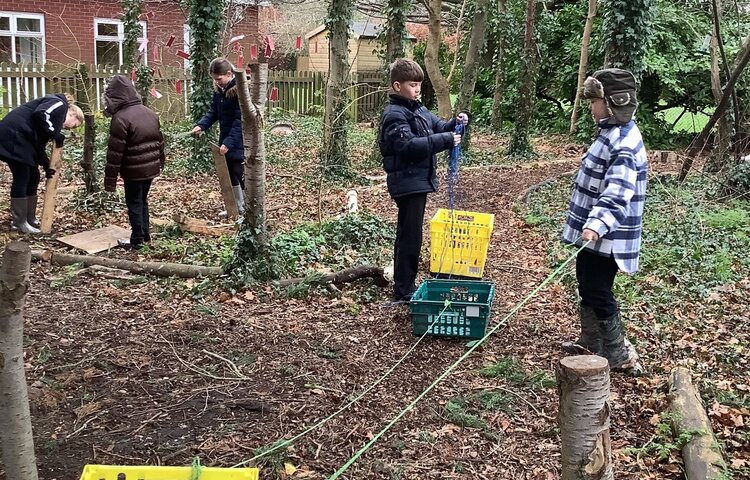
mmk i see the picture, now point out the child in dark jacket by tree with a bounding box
[379,58,469,301]
[103,75,165,250]
[192,57,246,216]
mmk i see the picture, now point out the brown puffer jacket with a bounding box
[104,75,165,191]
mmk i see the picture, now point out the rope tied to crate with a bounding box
[326,241,589,479]
[189,456,203,480]
[447,122,464,211]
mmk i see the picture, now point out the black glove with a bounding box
[45,168,56,179]
[55,133,65,148]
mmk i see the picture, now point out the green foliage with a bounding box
[478,356,555,389]
[444,397,488,429]
[602,0,654,77]
[723,160,750,196]
[226,211,395,290]
[121,0,143,69]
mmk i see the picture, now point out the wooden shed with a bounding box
[297,21,415,73]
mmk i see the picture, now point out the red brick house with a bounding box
[0,0,262,68]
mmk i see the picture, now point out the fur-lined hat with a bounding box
[583,68,638,125]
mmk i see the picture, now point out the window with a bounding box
[0,12,45,64]
[94,18,147,66]
[183,24,191,70]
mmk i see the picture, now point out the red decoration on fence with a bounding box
[176,50,190,60]
[131,66,136,82]
[295,35,301,50]
[150,88,162,99]
[270,86,279,102]
[250,44,258,60]
[264,34,275,58]
[166,35,175,47]
[153,46,159,61]
[146,11,155,19]
[176,80,182,94]
[237,54,244,68]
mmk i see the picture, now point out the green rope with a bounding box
[231,301,455,468]
[327,243,588,479]
[190,456,203,480]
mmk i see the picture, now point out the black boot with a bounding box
[10,197,41,234]
[27,195,41,228]
[562,305,602,355]
[600,310,642,373]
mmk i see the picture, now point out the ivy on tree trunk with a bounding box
[322,0,353,180]
[508,0,540,157]
[602,0,652,78]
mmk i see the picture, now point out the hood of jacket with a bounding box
[104,75,143,116]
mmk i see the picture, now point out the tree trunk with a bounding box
[557,355,613,480]
[80,113,99,194]
[234,64,268,247]
[0,242,38,480]
[569,0,598,135]
[455,0,490,115]
[508,0,539,156]
[32,250,222,278]
[424,0,453,118]
[668,367,728,480]
[322,0,352,179]
[705,0,732,173]
[679,32,750,181]
[491,0,508,132]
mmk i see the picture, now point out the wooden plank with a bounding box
[40,145,63,234]
[57,225,132,254]
[209,143,239,219]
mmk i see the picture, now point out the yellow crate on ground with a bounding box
[80,465,259,480]
[429,208,495,278]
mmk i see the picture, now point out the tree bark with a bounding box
[455,0,490,115]
[40,145,63,234]
[80,113,99,194]
[234,64,268,246]
[31,250,222,278]
[0,242,39,480]
[278,265,388,288]
[508,0,540,156]
[704,0,732,172]
[491,0,508,131]
[557,355,613,480]
[569,0,598,135]
[679,32,750,181]
[668,367,728,480]
[322,0,352,178]
[424,0,453,118]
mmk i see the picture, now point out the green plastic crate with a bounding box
[410,279,496,339]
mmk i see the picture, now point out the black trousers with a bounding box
[124,179,152,245]
[393,192,427,299]
[7,162,40,198]
[226,157,245,188]
[576,249,619,318]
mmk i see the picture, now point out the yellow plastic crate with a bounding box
[80,465,259,480]
[429,209,494,278]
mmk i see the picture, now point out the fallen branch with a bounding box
[516,169,578,206]
[668,367,728,480]
[278,265,389,288]
[31,250,222,279]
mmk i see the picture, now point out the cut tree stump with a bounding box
[0,242,39,480]
[668,367,728,480]
[557,355,612,480]
[31,250,222,279]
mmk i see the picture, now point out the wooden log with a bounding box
[668,367,728,480]
[278,265,389,288]
[31,249,222,279]
[172,214,235,237]
[210,142,239,219]
[557,355,612,480]
[40,145,63,234]
[0,242,39,480]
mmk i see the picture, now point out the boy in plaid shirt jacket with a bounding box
[561,68,647,373]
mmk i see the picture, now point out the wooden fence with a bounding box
[0,63,386,122]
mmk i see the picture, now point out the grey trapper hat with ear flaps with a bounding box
[582,68,638,125]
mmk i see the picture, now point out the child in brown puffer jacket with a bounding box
[103,75,165,249]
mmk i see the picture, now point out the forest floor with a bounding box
[0,120,748,480]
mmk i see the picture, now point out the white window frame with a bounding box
[0,12,46,64]
[94,18,147,66]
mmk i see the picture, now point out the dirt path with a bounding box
[4,156,677,480]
